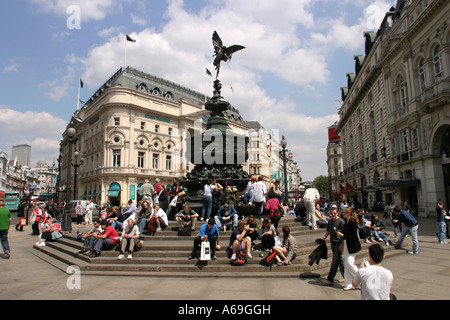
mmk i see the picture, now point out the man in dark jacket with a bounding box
[393,205,419,254]
[322,205,345,286]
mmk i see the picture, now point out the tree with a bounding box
[313,175,329,198]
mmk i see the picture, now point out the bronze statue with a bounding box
[212,31,245,79]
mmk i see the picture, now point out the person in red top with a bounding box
[265,195,282,234]
[89,220,119,257]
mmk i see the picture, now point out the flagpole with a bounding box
[124,35,127,69]
[77,79,81,110]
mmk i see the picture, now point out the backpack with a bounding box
[230,250,248,266]
[148,217,157,233]
[259,251,277,270]
[177,227,192,236]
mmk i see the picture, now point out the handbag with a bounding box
[52,230,62,240]
[19,217,27,227]
[200,240,211,261]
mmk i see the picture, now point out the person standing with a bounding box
[140,179,155,204]
[84,200,94,225]
[393,205,419,254]
[76,201,84,225]
[303,185,320,230]
[436,201,447,244]
[201,178,216,221]
[15,200,26,231]
[322,205,346,286]
[336,207,361,290]
[0,202,11,259]
[253,176,267,221]
[352,243,394,300]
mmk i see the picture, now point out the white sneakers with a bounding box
[117,253,133,260]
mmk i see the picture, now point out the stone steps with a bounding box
[32,215,406,278]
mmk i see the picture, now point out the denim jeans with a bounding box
[255,201,264,220]
[0,229,10,254]
[201,195,213,220]
[138,218,149,234]
[437,222,447,243]
[246,190,254,203]
[327,241,344,283]
[396,224,419,253]
[372,230,388,243]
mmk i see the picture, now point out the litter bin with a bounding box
[62,209,72,232]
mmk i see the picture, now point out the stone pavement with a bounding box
[1,213,449,301]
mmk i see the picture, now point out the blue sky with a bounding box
[0,0,392,181]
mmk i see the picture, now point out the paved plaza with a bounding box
[1,214,449,302]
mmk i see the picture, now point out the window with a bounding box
[401,130,409,153]
[418,57,427,91]
[399,77,407,108]
[433,44,444,81]
[140,122,145,130]
[152,154,159,169]
[155,124,159,133]
[168,127,173,135]
[138,152,145,168]
[370,113,377,153]
[166,155,172,171]
[114,117,120,126]
[112,149,121,167]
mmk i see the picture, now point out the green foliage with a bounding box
[313,175,329,197]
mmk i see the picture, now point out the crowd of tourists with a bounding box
[1,176,448,300]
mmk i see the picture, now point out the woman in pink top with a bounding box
[265,196,282,234]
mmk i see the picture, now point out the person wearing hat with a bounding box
[253,176,267,221]
[245,177,256,205]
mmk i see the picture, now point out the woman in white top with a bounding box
[201,178,216,221]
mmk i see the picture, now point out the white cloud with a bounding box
[0,106,66,166]
[38,66,75,101]
[3,59,18,73]
[68,0,391,181]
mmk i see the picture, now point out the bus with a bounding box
[4,191,20,211]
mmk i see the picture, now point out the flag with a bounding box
[126,34,136,42]
[80,78,83,88]
[79,99,85,105]
[206,68,212,77]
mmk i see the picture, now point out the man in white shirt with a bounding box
[352,243,394,300]
[152,203,168,231]
[252,176,267,220]
[303,185,320,230]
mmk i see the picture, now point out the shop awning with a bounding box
[107,182,121,197]
[377,179,421,188]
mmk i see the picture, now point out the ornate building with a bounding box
[59,67,301,207]
[335,0,450,216]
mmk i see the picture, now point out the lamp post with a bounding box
[63,127,77,232]
[280,135,288,203]
[72,151,84,200]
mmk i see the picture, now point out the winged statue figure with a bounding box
[212,31,245,79]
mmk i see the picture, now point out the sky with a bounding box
[0,0,393,181]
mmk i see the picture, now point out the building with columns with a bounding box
[335,0,449,216]
[58,67,301,207]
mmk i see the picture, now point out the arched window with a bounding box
[395,75,408,109]
[418,57,427,91]
[433,44,444,81]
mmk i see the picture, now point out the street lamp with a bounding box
[280,135,288,202]
[63,127,78,232]
[72,151,84,200]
